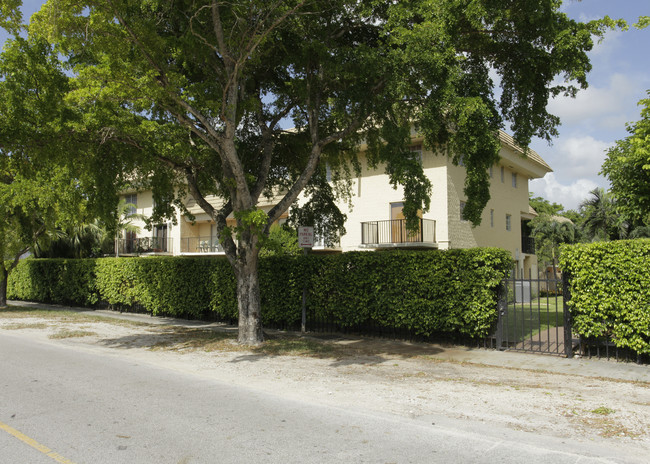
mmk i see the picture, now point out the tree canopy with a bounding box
[529,195,565,217]
[0,35,91,306]
[20,0,615,343]
[601,92,650,228]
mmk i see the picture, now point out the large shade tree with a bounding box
[26,0,614,344]
[0,30,91,307]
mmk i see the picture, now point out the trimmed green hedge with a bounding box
[8,248,512,338]
[560,239,650,354]
[7,258,99,307]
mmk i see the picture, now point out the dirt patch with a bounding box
[2,308,649,449]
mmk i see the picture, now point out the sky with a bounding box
[527,0,649,211]
[3,0,649,211]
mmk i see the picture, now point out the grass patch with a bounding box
[49,329,97,339]
[591,406,615,415]
[503,297,565,342]
[2,322,49,330]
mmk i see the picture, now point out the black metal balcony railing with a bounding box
[180,236,224,253]
[521,236,535,255]
[361,219,436,246]
[117,237,172,255]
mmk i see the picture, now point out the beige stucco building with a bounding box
[118,131,551,277]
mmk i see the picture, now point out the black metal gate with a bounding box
[492,273,574,357]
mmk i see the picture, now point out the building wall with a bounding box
[336,145,449,252]
[337,143,537,257]
[443,145,539,277]
[120,133,548,272]
[121,190,180,253]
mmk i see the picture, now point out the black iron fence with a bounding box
[116,237,173,255]
[97,264,648,363]
[489,272,648,363]
[361,219,436,246]
[489,273,573,356]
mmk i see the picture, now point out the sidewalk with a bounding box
[7,300,649,383]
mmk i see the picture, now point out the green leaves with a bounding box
[24,0,607,237]
[602,93,650,228]
[530,215,577,270]
[560,240,650,354]
[0,0,22,35]
[9,248,512,338]
[8,0,612,340]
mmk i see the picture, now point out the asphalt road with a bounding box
[0,333,644,464]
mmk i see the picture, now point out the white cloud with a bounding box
[553,135,613,179]
[589,28,624,58]
[530,173,603,211]
[532,135,613,184]
[547,74,643,129]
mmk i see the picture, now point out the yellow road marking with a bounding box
[0,421,77,464]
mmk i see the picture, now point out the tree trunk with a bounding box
[235,250,264,345]
[0,266,8,308]
[551,247,558,281]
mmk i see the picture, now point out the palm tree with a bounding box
[67,221,106,258]
[579,188,621,241]
[629,225,650,239]
[114,199,143,257]
[530,215,577,280]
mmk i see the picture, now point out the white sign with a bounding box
[298,226,314,248]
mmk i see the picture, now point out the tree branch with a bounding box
[250,98,296,203]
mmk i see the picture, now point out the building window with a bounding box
[490,209,494,228]
[512,173,517,188]
[458,154,465,166]
[500,166,505,183]
[460,201,467,221]
[506,214,512,231]
[489,166,493,178]
[124,193,137,216]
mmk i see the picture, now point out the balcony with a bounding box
[180,236,224,254]
[117,237,172,255]
[361,219,437,248]
[521,236,535,255]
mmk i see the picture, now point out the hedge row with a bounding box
[8,248,512,338]
[560,239,650,354]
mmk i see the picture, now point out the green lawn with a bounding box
[502,297,565,343]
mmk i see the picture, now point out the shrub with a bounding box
[560,239,650,354]
[95,257,223,317]
[8,247,512,339]
[7,258,98,306]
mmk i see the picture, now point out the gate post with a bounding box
[562,272,573,358]
[496,280,507,350]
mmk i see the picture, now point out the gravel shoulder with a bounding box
[2,303,650,457]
